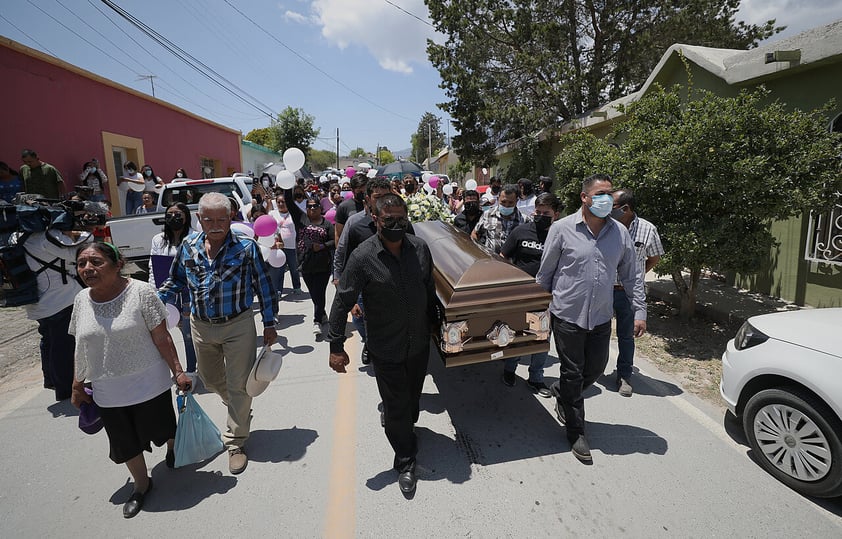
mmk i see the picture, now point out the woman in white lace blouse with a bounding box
[69,242,191,519]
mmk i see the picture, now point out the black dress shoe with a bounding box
[361,345,370,365]
[123,478,152,518]
[398,469,417,494]
[570,435,592,464]
[554,400,566,425]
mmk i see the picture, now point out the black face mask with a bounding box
[463,201,480,215]
[491,185,501,195]
[166,214,185,230]
[354,191,365,202]
[534,214,552,232]
[379,216,409,243]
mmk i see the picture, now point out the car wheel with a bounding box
[743,388,842,498]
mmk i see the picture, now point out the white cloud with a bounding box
[284,10,313,24]
[310,0,442,74]
[738,0,842,39]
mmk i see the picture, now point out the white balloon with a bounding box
[266,248,287,268]
[231,222,253,237]
[357,162,372,170]
[165,304,180,329]
[282,147,305,172]
[442,184,453,195]
[276,170,296,189]
[257,234,276,247]
[423,183,435,194]
[259,245,271,260]
[366,168,377,178]
[481,168,488,175]
[422,172,432,183]
[465,179,478,191]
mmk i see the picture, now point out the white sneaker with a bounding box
[313,323,322,336]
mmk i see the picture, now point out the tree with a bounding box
[271,106,320,157]
[349,147,368,159]
[448,161,471,182]
[411,112,446,164]
[309,149,337,172]
[554,85,842,319]
[426,0,782,165]
[244,127,275,149]
[377,148,396,165]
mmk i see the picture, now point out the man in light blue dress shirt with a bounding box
[536,174,646,463]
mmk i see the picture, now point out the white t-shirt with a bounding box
[69,279,172,407]
[517,194,536,217]
[21,230,91,320]
[269,210,296,246]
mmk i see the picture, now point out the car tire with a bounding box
[743,387,842,498]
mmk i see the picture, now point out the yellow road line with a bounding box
[324,334,360,539]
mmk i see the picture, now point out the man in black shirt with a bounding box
[452,189,481,235]
[333,173,368,245]
[328,194,437,495]
[499,193,562,396]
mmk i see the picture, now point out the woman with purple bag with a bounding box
[298,197,334,336]
[70,242,191,519]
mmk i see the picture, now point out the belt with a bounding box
[199,310,246,324]
[614,284,624,290]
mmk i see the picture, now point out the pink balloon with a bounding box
[345,167,356,178]
[342,190,353,200]
[324,207,337,224]
[429,176,440,188]
[253,214,278,237]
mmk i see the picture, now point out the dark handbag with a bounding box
[78,388,103,435]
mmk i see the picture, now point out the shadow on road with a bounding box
[47,399,78,418]
[364,426,473,491]
[109,468,237,512]
[247,426,318,463]
[594,368,684,397]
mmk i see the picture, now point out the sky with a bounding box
[2,0,841,159]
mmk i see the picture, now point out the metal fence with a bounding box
[805,200,842,265]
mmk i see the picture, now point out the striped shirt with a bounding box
[158,231,276,327]
[615,215,665,284]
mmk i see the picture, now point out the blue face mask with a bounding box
[589,194,613,218]
[498,205,515,216]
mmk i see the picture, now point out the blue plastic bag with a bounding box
[174,392,224,467]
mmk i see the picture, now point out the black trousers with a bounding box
[371,348,430,473]
[551,316,611,440]
[302,271,330,324]
[37,305,75,400]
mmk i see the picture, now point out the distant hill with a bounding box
[391,147,414,160]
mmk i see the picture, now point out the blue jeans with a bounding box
[180,313,197,372]
[269,248,301,293]
[352,294,366,342]
[613,288,635,379]
[504,350,548,383]
[125,190,143,215]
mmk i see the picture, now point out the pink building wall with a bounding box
[1,38,241,214]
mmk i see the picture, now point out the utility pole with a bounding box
[336,128,340,169]
[428,122,432,168]
[137,75,157,97]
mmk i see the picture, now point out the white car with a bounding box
[720,308,842,498]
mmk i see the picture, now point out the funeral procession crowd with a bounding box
[1,149,662,517]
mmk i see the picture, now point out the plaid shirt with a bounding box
[474,206,527,253]
[615,215,665,284]
[158,231,277,327]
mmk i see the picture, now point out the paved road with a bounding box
[1,286,840,538]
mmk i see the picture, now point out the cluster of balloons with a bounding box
[276,147,306,190]
[228,214,288,269]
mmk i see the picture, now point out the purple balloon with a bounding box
[324,207,337,224]
[253,214,278,237]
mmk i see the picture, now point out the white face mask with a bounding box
[176,172,184,178]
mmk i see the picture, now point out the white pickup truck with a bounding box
[106,176,253,265]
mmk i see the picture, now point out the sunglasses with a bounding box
[306,205,320,210]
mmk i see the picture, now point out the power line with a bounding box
[221,0,414,123]
[101,0,275,119]
[0,13,57,56]
[87,0,260,119]
[25,0,141,77]
[382,0,434,27]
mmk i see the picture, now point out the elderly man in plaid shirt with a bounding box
[610,188,664,397]
[159,192,277,475]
